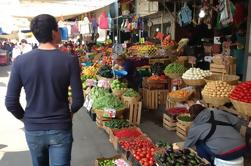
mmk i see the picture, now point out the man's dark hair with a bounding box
[189,104,205,120]
[21,39,27,44]
[30,14,58,43]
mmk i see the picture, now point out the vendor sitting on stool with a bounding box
[115,54,141,90]
[184,104,247,165]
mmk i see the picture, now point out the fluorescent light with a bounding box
[199,10,206,18]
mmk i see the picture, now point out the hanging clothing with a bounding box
[71,23,79,35]
[97,28,107,43]
[219,0,235,26]
[178,3,192,26]
[91,17,98,33]
[233,2,245,26]
[79,17,92,34]
[99,12,109,29]
[59,27,68,41]
[107,12,113,29]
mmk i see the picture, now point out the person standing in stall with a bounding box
[114,54,141,90]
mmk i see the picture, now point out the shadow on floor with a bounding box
[0,150,31,166]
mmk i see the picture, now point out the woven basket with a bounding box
[230,99,251,117]
[204,74,240,85]
[165,73,182,79]
[183,79,206,86]
[202,95,230,107]
[122,95,141,103]
[112,88,127,97]
[169,91,193,103]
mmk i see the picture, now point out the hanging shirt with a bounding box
[233,2,245,25]
[59,27,69,41]
[79,17,91,34]
[99,12,109,29]
[178,4,192,26]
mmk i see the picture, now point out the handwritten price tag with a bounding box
[103,108,116,118]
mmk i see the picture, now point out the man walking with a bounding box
[5,14,84,166]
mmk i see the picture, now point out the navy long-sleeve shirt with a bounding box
[5,49,84,131]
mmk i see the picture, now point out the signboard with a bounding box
[83,95,93,112]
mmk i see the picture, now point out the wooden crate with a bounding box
[142,77,169,90]
[96,115,112,128]
[123,101,142,126]
[176,121,191,140]
[163,113,177,131]
[210,63,236,75]
[142,89,168,110]
[165,96,176,110]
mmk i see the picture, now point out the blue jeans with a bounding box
[25,130,73,166]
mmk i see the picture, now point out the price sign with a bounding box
[103,108,116,118]
[83,95,93,112]
[172,78,182,86]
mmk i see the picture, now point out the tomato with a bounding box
[136,155,141,160]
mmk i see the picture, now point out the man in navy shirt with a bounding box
[5,14,84,166]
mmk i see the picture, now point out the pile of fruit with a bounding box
[113,128,143,139]
[123,88,139,97]
[104,120,129,129]
[92,93,125,110]
[169,89,191,100]
[202,81,233,98]
[182,68,212,80]
[155,147,208,166]
[111,80,127,90]
[81,75,95,82]
[229,81,251,103]
[148,75,166,82]
[166,107,188,117]
[98,65,113,78]
[82,66,97,77]
[164,63,186,75]
[102,56,112,66]
[120,137,156,166]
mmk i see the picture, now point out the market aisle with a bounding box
[0,65,116,166]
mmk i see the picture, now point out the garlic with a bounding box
[182,68,212,80]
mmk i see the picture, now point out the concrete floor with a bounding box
[0,65,250,166]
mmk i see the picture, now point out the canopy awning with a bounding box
[0,0,117,19]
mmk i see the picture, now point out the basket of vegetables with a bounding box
[182,68,211,86]
[168,89,193,103]
[122,89,140,103]
[204,74,240,85]
[111,80,127,97]
[229,81,251,117]
[97,65,114,81]
[177,114,193,126]
[202,81,233,107]
[164,63,186,79]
